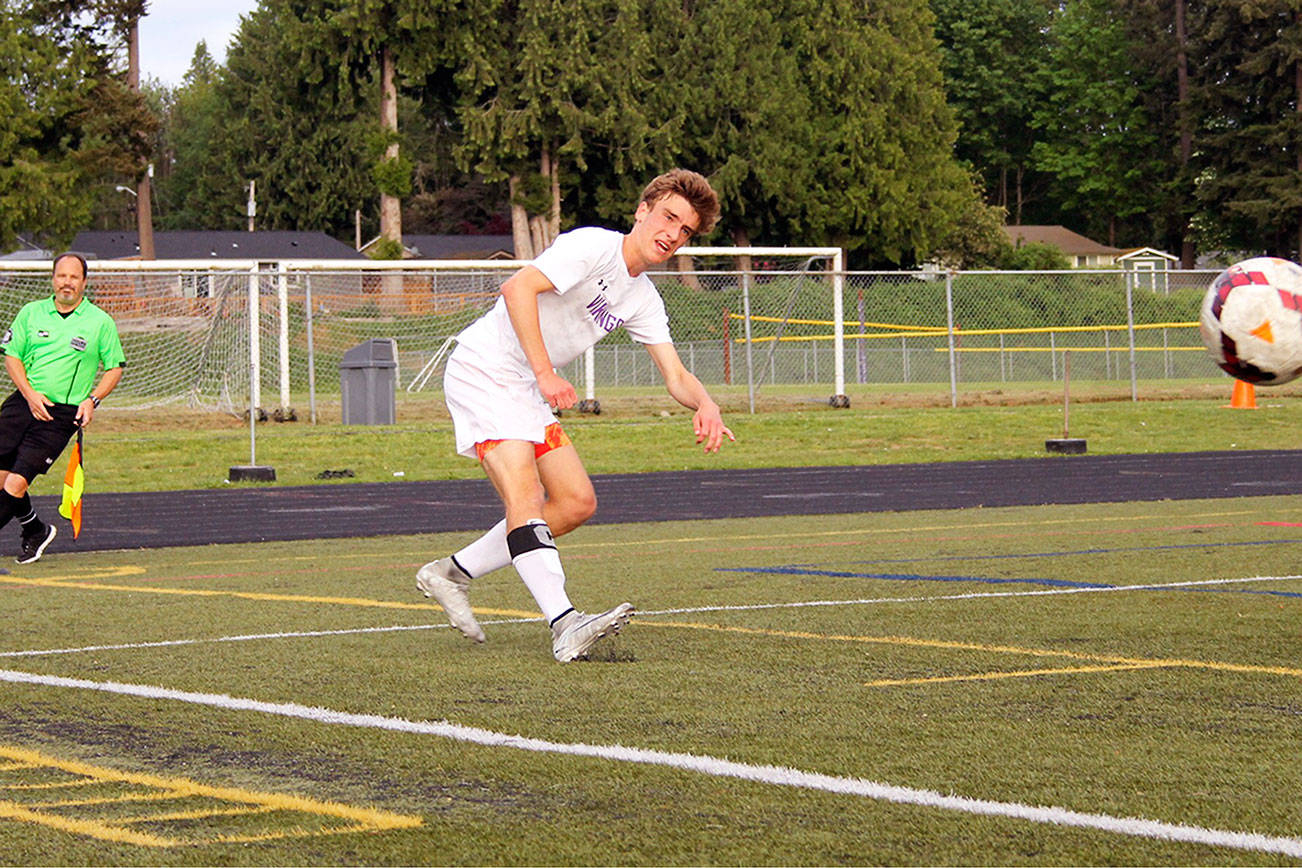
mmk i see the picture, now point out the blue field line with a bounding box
[715,566,1302,598]
[1196,587,1302,599]
[810,537,1302,569]
[714,566,1113,589]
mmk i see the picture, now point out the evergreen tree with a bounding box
[789,0,974,264]
[192,0,377,234]
[632,0,816,249]
[1189,0,1302,258]
[574,0,979,266]
[153,43,225,229]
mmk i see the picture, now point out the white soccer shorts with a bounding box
[443,349,559,459]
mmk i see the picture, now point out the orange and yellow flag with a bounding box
[58,434,83,538]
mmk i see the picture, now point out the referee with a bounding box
[0,252,125,563]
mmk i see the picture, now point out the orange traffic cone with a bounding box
[1225,379,1257,409]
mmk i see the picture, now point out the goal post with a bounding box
[670,246,847,410]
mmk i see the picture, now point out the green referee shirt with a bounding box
[0,296,126,405]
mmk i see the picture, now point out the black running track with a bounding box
[11,449,1299,557]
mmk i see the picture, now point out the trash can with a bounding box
[339,338,397,425]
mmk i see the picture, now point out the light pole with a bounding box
[115,185,137,228]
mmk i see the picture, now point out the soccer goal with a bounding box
[0,248,848,419]
[0,260,272,413]
[660,246,847,411]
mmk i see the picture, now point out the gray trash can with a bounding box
[340,338,397,425]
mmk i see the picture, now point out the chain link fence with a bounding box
[0,257,1241,418]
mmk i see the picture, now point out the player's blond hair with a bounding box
[639,169,719,236]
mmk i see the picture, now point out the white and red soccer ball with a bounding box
[1199,256,1302,386]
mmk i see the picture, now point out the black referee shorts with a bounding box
[0,391,79,481]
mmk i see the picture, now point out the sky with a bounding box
[137,0,262,87]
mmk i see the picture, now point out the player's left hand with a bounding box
[693,405,735,453]
[74,397,95,428]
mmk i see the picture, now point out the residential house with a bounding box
[1003,225,1123,268]
[71,230,365,262]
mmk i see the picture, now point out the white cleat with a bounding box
[416,558,485,643]
[551,603,634,663]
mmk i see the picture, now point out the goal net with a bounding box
[0,248,846,417]
[0,262,262,412]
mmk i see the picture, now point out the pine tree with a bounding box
[453,0,669,257]
[1189,0,1302,258]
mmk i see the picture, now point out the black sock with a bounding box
[0,491,21,533]
[16,493,40,535]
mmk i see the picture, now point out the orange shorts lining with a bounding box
[475,422,571,462]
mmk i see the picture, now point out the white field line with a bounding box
[2,574,1298,660]
[645,573,1302,616]
[0,667,1299,858]
[0,623,449,658]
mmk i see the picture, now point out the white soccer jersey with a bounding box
[444,226,674,457]
[453,227,672,375]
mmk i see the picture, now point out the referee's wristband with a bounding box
[89,395,101,408]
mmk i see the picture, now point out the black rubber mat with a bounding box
[9,449,1298,556]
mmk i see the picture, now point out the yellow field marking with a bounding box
[940,346,1205,353]
[0,799,176,848]
[119,804,278,824]
[644,621,1302,683]
[2,778,98,790]
[0,745,421,848]
[53,506,1293,569]
[864,662,1171,687]
[34,790,187,808]
[0,575,537,619]
[5,565,146,583]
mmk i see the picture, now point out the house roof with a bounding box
[1116,246,1178,262]
[1003,225,1122,256]
[0,249,53,261]
[70,230,366,260]
[403,234,516,260]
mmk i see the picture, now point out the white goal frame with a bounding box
[671,246,847,411]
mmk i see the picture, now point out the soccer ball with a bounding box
[1199,256,1302,385]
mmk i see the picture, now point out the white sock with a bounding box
[453,519,510,578]
[511,520,573,621]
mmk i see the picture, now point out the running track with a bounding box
[12,449,1299,556]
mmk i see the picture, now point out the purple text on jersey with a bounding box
[586,295,625,333]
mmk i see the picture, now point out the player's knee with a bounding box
[2,474,29,497]
[571,487,597,523]
[552,489,596,533]
[505,481,547,516]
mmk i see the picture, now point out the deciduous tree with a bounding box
[0,0,153,250]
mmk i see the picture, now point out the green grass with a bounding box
[1,497,1299,864]
[47,380,1302,494]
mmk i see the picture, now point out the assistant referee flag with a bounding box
[58,429,83,538]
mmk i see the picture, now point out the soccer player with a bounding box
[417,169,733,662]
[0,253,125,563]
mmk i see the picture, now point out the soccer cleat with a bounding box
[16,523,56,565]
[551,603,634,663]
[416,558,485,643]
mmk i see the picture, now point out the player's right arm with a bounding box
[500,265,577,410]
[4,355,53,422]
